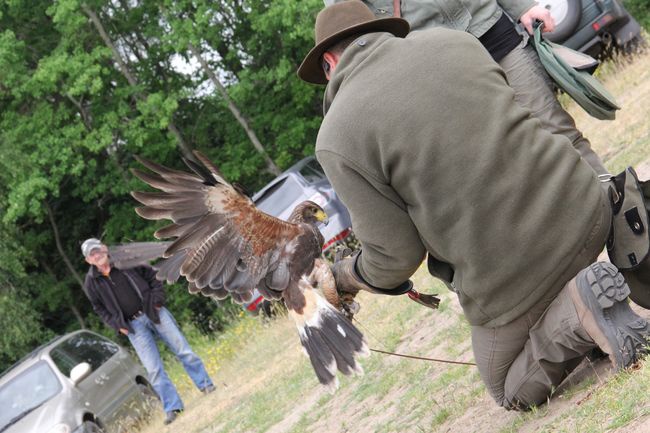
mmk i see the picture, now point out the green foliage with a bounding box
[0,0,327,371]
[0,289,54,371]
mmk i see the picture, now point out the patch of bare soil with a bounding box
[257,240,650,433]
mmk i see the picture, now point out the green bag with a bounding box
[532,24,620,120]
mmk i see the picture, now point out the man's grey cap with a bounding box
[81,238,103,258]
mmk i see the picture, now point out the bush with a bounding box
[0,290,54,372]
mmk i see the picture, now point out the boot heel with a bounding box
[581,262,630,309]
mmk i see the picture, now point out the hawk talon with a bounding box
[341,300,360,320]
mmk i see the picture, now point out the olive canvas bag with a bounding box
[532,24,620,120]
[606,167,650,308]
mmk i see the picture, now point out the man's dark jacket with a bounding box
[84,265,165,333]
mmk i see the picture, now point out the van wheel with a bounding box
[80,421,104,433]
[537,0,582,43]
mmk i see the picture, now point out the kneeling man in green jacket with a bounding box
[298,1,649,410]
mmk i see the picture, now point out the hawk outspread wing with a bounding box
[131,151,368,390]
[107,241,172,270]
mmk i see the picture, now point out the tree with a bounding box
[0,0,326,369]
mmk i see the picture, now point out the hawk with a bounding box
[131,151,368,390]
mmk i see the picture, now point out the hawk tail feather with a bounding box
[294,297,368,392]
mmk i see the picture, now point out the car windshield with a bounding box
[50,332,119,377]
[298,159,326,184]
[254,176,304,216]
[0,361,61,431]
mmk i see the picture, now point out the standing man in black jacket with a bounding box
[81,238,214,425]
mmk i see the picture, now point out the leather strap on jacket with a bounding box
[393,0,401,18]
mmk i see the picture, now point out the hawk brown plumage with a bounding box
[105,241,172,270]
[131,151,368,390]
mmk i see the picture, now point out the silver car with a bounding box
[0,330,156,433]
[243,156,355,314]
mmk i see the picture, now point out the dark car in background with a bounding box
[243,156,354,314]
[538,0,643,58]
[0,330,156,433]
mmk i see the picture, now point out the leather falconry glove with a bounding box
[331,249,440,320]
[331,248,363,319]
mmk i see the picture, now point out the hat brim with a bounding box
[298,17,410,85]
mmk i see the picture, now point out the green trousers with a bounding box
[471,192,612,409]
[499,40,609,176]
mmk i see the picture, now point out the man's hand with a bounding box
[119,328,129,336]
[519,5,556,34]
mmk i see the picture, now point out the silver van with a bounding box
[0,330,156,433]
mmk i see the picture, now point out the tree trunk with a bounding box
[70,304,86,329]
[81,4,195,161]
[41,205,88,330]
[41,260,87,329]
[45,202,85,289]
[188,42,281,176]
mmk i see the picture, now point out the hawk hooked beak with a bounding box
[315,209,329,226]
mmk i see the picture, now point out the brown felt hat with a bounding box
[298,0,409,85]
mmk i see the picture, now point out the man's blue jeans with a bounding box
[127,307,214,413]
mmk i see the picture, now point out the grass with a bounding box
[135,48,650,433]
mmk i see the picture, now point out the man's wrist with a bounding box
[353,251,413,295]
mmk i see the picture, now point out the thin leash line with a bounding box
[353,317,477,367]
[369,348,476,366]
[351,316,391,351]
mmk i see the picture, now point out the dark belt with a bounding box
[128,310,144,321]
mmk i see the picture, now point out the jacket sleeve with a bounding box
[317,150,426,289]
[84,275,120,331]
[498,0,536,21]
[136,265,166,306]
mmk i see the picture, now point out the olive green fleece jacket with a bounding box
[315,30,608,327]
[324,0,536,36]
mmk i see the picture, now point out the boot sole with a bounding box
[572,262,649,369]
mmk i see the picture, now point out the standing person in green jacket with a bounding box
[324,0,609,175]
[298,1,648,410]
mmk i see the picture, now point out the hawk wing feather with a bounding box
[156,251,187,283]
[131,153,304,304]
[131,151,368,391]
[107,241,173,270]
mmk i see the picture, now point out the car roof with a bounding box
[251,156,317,202]
[0,330,96,381]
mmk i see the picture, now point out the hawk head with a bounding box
[288,200,329,226]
